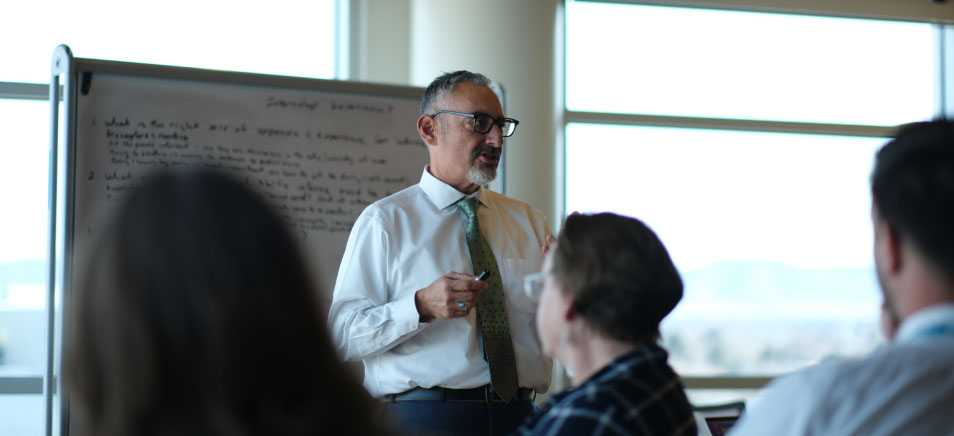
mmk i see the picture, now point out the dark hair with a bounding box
[872,120,954,281]
[66,169,387,436]
[420,70,492,115]
[551,213,683,344]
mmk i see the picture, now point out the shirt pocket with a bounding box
[501,258,543,314]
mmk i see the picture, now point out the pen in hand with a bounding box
[475,269,490,281]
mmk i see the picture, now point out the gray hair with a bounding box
[420,70,492,115]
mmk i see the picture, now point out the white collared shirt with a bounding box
[895,304,954,343]
[328,168,553,397]
[730,303,954,436]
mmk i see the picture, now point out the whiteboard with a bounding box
[63,57,427,304]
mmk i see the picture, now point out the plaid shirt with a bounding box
[512,344,696,436]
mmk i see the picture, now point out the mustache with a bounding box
[472,145,501,159]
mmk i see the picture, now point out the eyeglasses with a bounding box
[429,110,519,137]
[523,272,545,300]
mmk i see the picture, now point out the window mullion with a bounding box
[0,82,48,101]
[565,110,894,138]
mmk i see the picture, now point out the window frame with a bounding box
[579,0,954,23]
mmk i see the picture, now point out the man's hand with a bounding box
[415,272,488,322]
[542,234,557,256]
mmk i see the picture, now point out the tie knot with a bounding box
[457,196,479,220]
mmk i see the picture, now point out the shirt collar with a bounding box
[419,166,487,211]
[896,303,954,343]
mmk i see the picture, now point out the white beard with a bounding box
[468,163,497,186]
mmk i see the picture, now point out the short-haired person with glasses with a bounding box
[513,213,696,436]
[329,70,555,436]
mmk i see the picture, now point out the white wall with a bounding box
[347,0,413,84]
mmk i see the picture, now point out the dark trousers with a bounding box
[382,399,535,436]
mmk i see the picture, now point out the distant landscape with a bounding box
[1,258,887,376]
[661,260,884,375]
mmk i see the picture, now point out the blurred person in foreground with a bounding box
[513,212,696,436]
[730,120,954,435]
[65,169,388,436]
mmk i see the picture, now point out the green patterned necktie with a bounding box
[457,196,519,403]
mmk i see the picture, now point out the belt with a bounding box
[384,385,535,404]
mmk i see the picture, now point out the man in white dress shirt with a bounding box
[730,120,954,436]
[328,71,553,436]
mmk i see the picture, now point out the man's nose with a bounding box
[485,123,504,147]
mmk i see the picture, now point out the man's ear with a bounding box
[562,292,576,322]
[417,114,439,147]
[876,218,903,274]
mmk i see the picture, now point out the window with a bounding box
[563,0,943,404]
[0,2,339,434]
[566,3,934,125]
[1,1,338,83]
[0,98,54,436]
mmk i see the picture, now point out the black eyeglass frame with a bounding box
[429,110,519,137]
